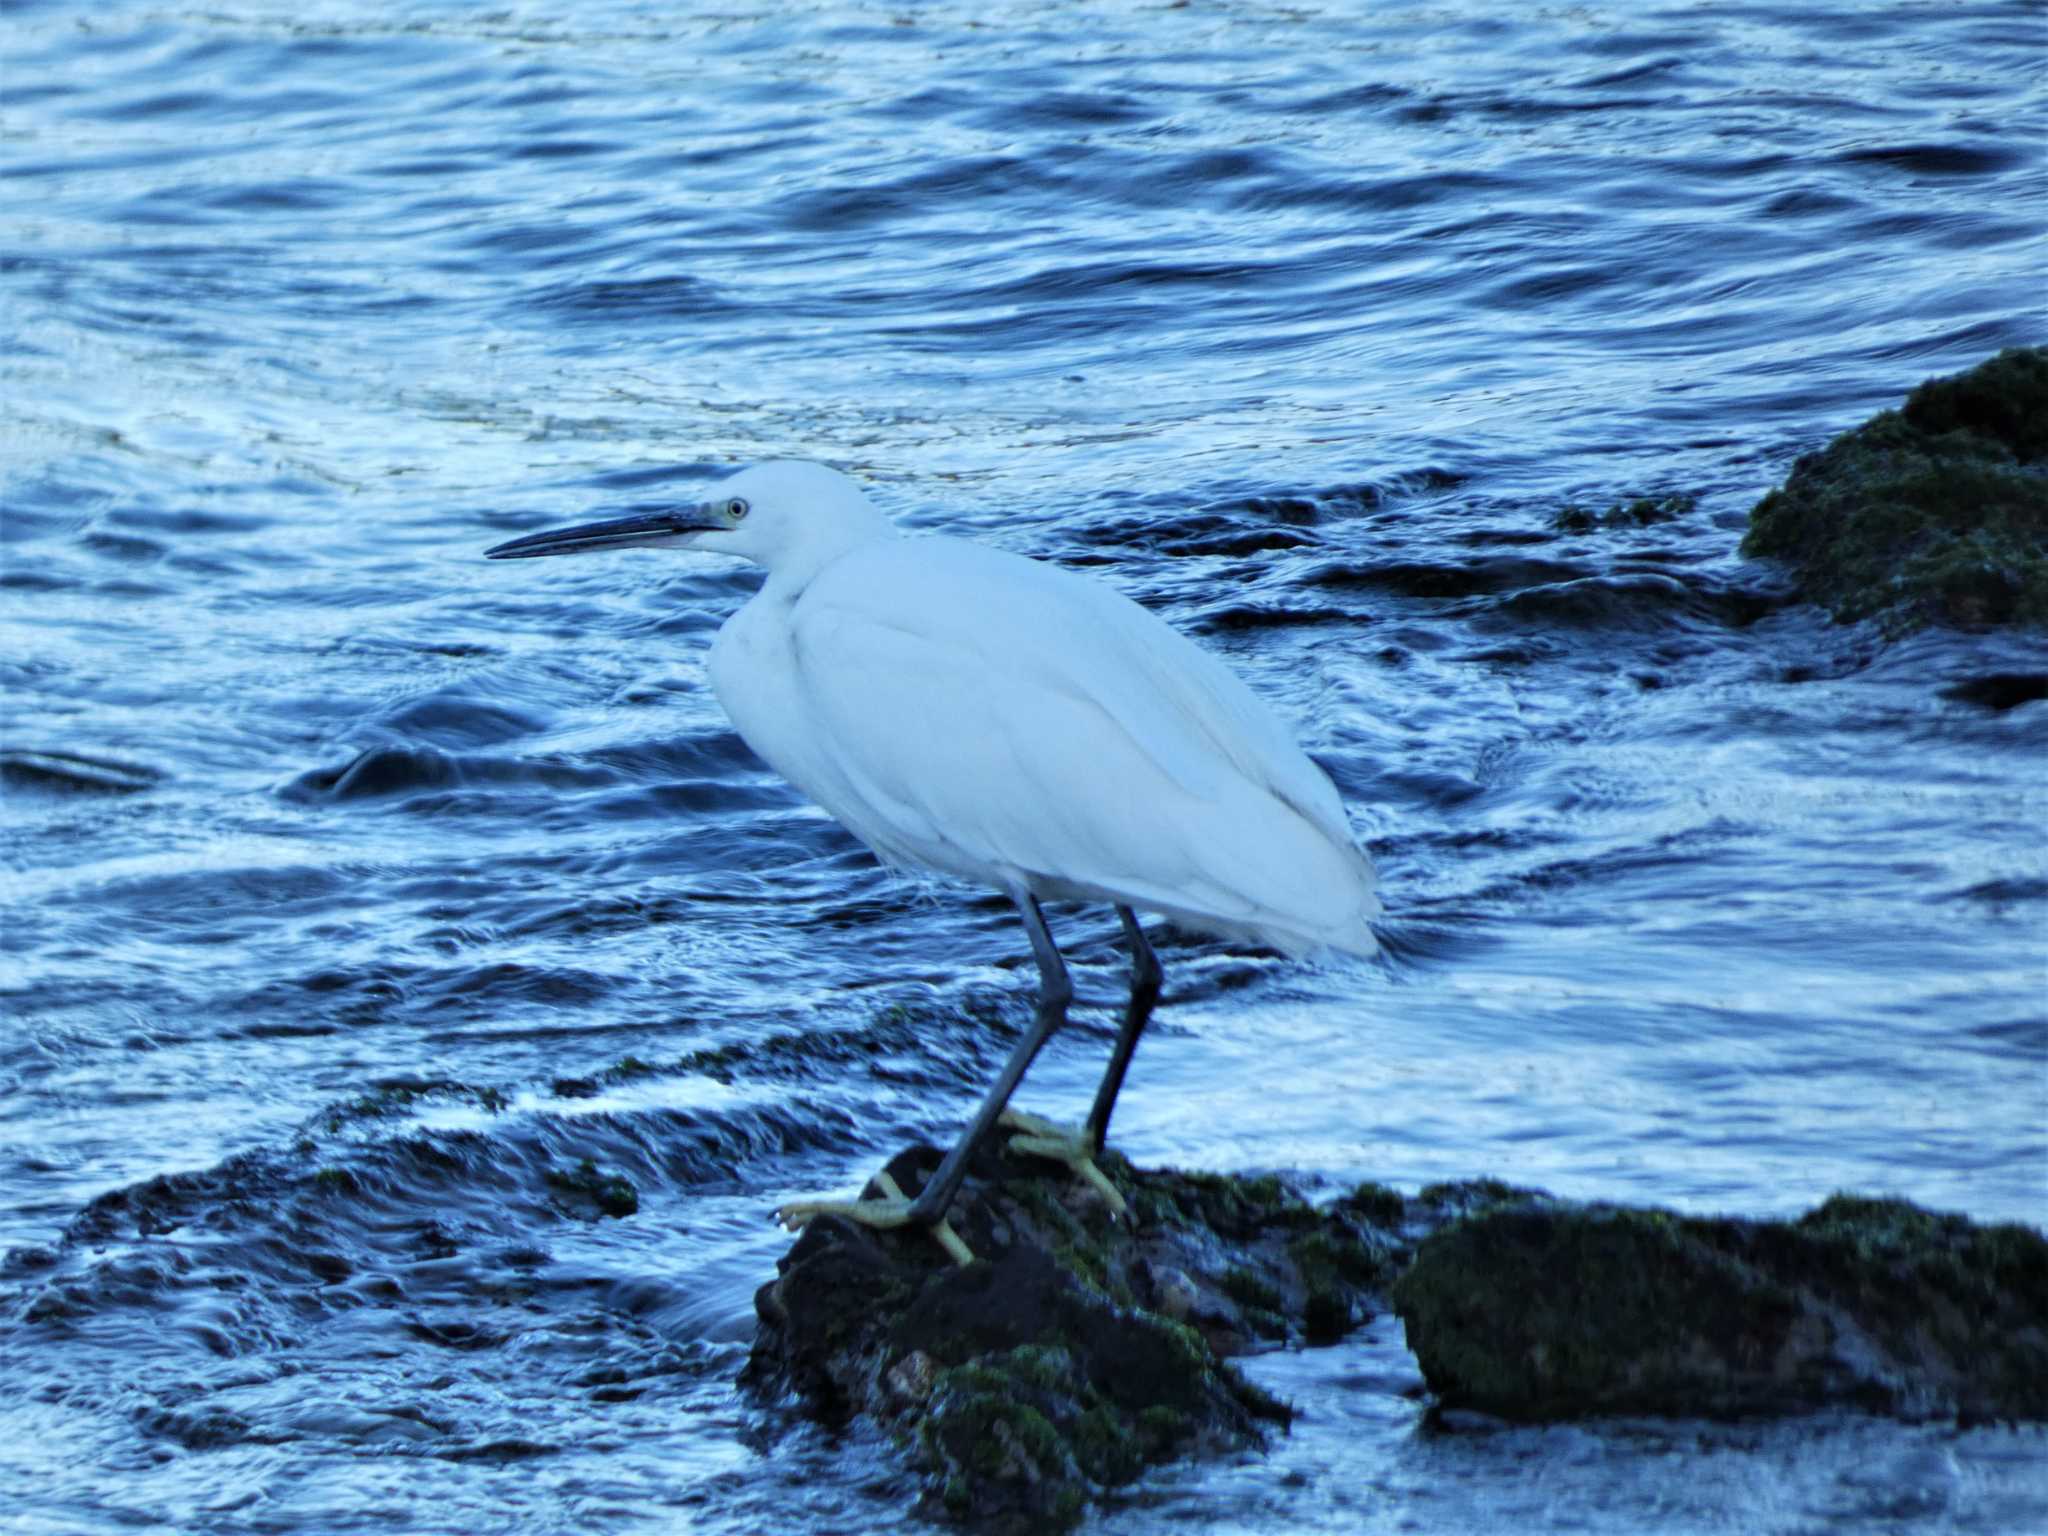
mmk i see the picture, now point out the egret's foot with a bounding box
[774,1171,975,1266]
[998,1108,1129,1216]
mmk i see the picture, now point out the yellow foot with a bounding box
[998,1109,1129,1216]
[774,1170,975,1266]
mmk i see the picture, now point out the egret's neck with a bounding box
[759,510,896,596]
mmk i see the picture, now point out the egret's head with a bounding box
[484,460,889,573]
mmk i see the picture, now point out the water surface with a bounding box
[3,2,2044,1532]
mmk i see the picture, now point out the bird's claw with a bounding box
[775,1171,975,1265]
[775,1194,917,1231]
[998,1108,1130,1216]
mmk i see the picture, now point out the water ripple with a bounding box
[3,1,2044,1531]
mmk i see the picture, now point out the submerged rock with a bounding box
[748,1151,2047,1527]
[0,748,161,794]
[1742,345,2048,630]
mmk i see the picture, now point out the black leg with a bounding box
[906,894,1072,1227]
[1082,905,1161,1151]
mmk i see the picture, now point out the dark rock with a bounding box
[1551,491,1698,533]
[0,748,161,794]
[544,1157,638,1220]
[1938,671,2048,710]
[319,1077,511,1130]
[745,1146,1387,1531]
[1742,345,2048,630]
[749,1156,2047,1527]
[1391,1191,2048,1423]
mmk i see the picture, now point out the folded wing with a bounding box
[783,537,1377,955]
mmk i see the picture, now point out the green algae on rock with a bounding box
[319,1076,512,1131]
[745,1145,1396,1532]
[1391,1190,2048,1424]
[1742,345,2048,630]
[544,1157,639,1220]
[749,1154,2046,1527]
[1551,490,1698,533]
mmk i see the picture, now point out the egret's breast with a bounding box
[707,594,806,777]
[708,589,946,873]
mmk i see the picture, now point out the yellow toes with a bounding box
[774,1171,974,1266]
[997,1110,1129,1216]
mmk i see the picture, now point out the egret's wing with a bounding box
[783,538,1376,952]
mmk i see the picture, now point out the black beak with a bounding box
[484,502,719,560]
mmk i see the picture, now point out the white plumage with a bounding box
[712,522,1377,957]
[487,460,1378,1251]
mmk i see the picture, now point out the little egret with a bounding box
[486,462,1377,1257]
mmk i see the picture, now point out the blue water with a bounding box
[3,2,2045,1531]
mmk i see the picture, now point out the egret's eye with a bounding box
[726,497,750,521]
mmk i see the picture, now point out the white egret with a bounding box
[486,462,1377,1257]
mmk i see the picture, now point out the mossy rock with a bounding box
[745,1146,1383,1530]
[544,1157,638,1220]
[319,1076,511,1130]
[1391,1192,2048,1422]
[1552,491,1697,533]
[748,1145,2047,1520]
[1742,345,2048,630]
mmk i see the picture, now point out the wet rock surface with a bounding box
[748,1157,2048,1528]
[1393,1190,2048,1426]
[1742,345,2048,630]
[746,1144,1399,1531]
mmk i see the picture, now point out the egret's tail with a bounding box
[1068,830,1379,960]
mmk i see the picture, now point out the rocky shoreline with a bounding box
[746,1143,2047,1530]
